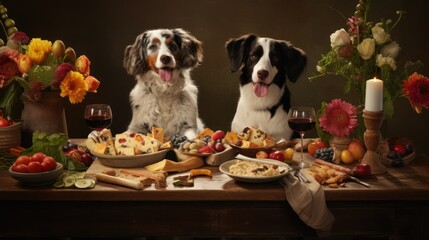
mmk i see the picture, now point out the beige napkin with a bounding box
[280,170,334,233]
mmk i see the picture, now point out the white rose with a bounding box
[330,28,351,48]
[372,23,391,45]
[381,41,401,58]
[376,54,397,71]
[357,38,375,60]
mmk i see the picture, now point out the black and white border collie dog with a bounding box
[226,34,307,140]
[123,28,204,140]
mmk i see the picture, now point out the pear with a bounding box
[52,40,66,58]
[64,47,77,63]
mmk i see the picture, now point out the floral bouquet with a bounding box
[310,0,429,117]
[0,11,100,121]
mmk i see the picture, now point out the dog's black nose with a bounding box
[257,70,269,80]
[160,55,172,65]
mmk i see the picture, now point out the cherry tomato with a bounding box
[27,161,43,173]
[15,155,31,166]
[12,164,29,173]
[41,156,57,171]
[0,117,10,127]
[30,152,45,163]
[269,150,285,162]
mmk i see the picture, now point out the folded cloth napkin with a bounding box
[280,170,335,233]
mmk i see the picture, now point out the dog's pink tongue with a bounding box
[253,82,268,97]
[159,69,173,82]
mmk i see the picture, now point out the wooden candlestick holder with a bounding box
[361,110,387,174]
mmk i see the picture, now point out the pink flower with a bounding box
[53,63,75,88]
[319,99,359,137]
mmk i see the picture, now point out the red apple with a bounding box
[269,150,285,162]
[352,163,371,178]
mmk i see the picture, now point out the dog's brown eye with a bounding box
[249,54,258,61]
[148,44,158,51]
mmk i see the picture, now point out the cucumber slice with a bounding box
[73,171,86,179]
[63,175,76,187]
[74,178,93,189]
[53,179,65,188]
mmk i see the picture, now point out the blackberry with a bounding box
[170,134,189,149]
[315,147,334,162]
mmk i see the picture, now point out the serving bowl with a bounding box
[228,143,275,158]
[9,162,64,186]
[91,149,170,168]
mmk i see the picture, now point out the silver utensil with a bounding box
[348,176,370,188]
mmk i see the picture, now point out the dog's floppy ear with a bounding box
[225,34,257,72]
[173,28,203,69]
[281,41,307,83]
[123,32,148,76]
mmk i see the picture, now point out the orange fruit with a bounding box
[340,150,354,164]
[307,140,327,156]
[284,148,295,161]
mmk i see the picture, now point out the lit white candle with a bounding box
[364,78,384,111]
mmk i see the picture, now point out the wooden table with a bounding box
[1,144,428,239]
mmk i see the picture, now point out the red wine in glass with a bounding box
[85,114,112,131]
[288,117,316,133]
[287,106,316,169]
[84,104,112,132]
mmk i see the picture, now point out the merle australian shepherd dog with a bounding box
[226,34,307,140]
[123,28,204,140]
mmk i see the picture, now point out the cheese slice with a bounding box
[151,127,165,143]
[115,133,136,156]
[134,133,160,154]
[98,129,117,155]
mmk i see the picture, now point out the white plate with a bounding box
[219,157,289,183]
[91,149,170,168]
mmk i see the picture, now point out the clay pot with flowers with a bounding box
[0,10,100,146]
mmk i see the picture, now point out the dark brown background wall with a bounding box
[4,0,429,154]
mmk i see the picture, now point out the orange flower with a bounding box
[60,71,89,104]
[18,55,32,74]
[402,72,429,113]
[75,55,91,77]
[26,38,52,65]
[85,76,100,93]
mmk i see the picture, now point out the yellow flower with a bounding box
[26,38,52,65]
[60,71,89,104]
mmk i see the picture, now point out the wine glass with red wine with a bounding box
[288,106,316,169]
[84,104,112,133]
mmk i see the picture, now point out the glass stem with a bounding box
[300,133,304,164]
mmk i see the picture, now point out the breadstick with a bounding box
[314,159,353,175]
[95,173,144,190]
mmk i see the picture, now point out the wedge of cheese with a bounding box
[91,129,117,155]
[134,133,160,154]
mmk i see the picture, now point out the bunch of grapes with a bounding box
[315,148,334,162]
[170,134,189,149]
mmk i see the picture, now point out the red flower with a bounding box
[53,63,75,88]
[11,31,30,44]
[319,99,359,137]
[402,72,429,113]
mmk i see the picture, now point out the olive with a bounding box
[4,18,14,28]
[0,7,7,15]
[1,13,8,19]
[7,26,17,36]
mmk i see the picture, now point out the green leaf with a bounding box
[20,131,88,171]
[28,65,55,89]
